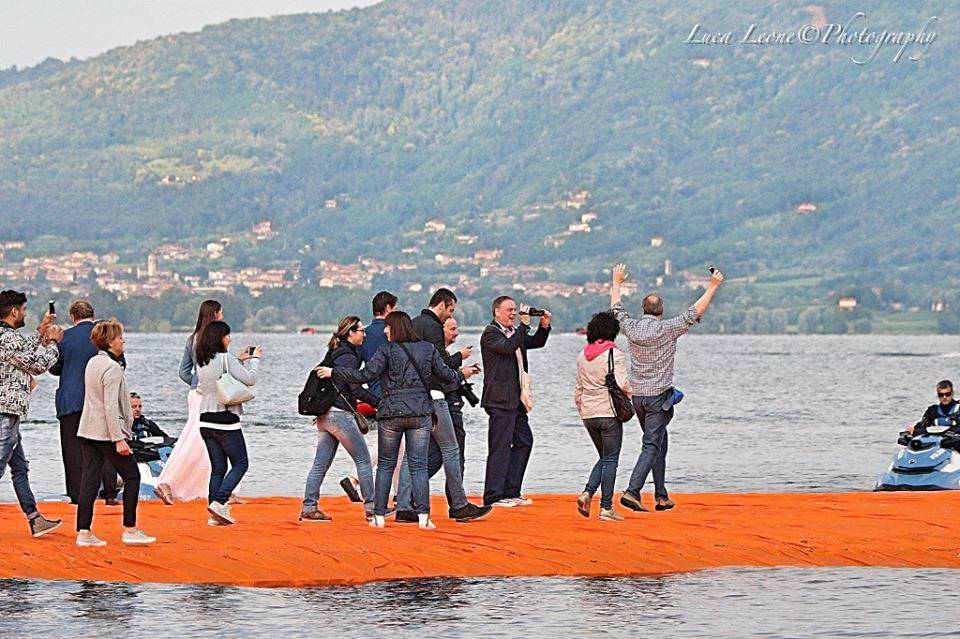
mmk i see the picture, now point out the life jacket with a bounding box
[935,402,960,426]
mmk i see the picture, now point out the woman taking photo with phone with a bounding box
[75,319,155,546]
[194,321,261,526]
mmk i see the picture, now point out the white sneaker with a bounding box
[418,514,436,529]
[76,530,106,547]
[512,497,534,506]
[492,499,518,508]
[122,528,157,545]
[207,516,222,527]
[369,514,385,528]
[207,501,235,525]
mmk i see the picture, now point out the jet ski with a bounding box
[875,427,960,491]
[129,436,177,500]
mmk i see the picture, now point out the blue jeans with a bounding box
[374,416,431,516]
[200,427,249,505]
[302,410,374,512]
[395,399,467,511]
[583,417,623,509]
[0,414,37,519]
[626,393,672,500]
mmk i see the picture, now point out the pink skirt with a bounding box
[157,390,211,501]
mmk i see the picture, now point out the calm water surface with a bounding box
[2,334,958,637]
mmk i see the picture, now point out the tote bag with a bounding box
[216,354,255,406]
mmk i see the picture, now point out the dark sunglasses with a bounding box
[938,391,953,398]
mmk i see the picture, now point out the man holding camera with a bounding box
[610,263,723,513]
[0,290,65,537]
[481,296,551,507]
[396,288,490,522]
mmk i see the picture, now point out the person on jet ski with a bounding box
[906,380,959,435]
[129,392,169,440]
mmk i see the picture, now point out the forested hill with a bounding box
[0,1,957,319]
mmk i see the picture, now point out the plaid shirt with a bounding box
[611,301,699,397]
[0,326,59,417]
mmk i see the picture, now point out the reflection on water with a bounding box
[0,568,950,638]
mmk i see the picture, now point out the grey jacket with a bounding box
[78,351,133,442]
[0,326,59,417]
[178,335,199,389]
[196,352,260,417]
[332,341,460,418]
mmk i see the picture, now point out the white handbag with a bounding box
[216,354,255,406]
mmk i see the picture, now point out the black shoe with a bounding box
[620,491,650,513]
[340,477,362,503]
[449,503,493,523]
[655,498,676,511]
[395,510,418,523]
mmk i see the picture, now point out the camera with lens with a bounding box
[459,381,480,407]
[525,307,547,317]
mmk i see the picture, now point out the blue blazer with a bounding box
[50,321,98,418]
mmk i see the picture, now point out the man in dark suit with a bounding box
[49,301,119,505]
[480,295,551,507]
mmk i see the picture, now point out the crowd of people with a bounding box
[0,262,728,544]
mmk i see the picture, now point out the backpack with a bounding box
[297,350,336,416]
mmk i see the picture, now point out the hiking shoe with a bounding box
[154,483,174,505]
[491,499,518,508]
[655,498,676,511]
[620,491,649,513]
[576,491,592,518]
[29,514,62,538]
[300,510,333,522]
[395,510,418,523]
[599,508,624,522]
[340,477,362,503]
[104,498,119,507]
[122,528,156,545]
[449,503,493,523]
[207,501,235,525]
[76,530,106,547]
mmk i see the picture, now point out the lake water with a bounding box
[2,333,958,637]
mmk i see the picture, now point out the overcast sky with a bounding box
[0,0,380,69]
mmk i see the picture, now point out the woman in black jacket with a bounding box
[300,316,380,522]
[318,311,460,529]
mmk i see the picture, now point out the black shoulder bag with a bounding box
[298,351,336,416]
[396,342,439,428]
[606,350,635,423]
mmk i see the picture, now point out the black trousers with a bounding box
[427,400,467,505]
[482,405,533,505]
[60,413,120,502]
[76,438,140,531]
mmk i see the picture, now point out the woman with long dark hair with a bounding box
[300,316,379,522]
[195,321,260,525]
[155,300,223,505]
[318,311,460,529]
[573,311,631,521]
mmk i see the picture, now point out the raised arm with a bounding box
[226,352,259,386]
[693,269,725,317]
[480,324,528,355]
[2,331,59,375]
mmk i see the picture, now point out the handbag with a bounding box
[216,354,255,406]
[396,342,439,428]
[605,350,635,423]
[332,381,371,435]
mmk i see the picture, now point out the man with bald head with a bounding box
[609,263,724,513]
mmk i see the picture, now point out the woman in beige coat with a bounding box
[573,311,631,521]
[75,320,155,547]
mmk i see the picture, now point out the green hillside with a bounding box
[0,0,957,331]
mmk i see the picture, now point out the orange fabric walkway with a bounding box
[2,492,958,588]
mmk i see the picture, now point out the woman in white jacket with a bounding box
[573,311,631,521]
[193,321,261,526]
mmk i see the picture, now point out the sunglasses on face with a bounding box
[938,391,953,398]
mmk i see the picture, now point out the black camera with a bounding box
[459,381,480,407]
[526,307,547,317]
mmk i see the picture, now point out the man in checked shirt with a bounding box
[610,263,724,513]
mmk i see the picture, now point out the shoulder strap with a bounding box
[607,348,615,374]
[396,342,432,394]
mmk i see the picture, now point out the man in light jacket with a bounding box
[0,290,64,537]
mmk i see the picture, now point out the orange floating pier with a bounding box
[2,492,959,588]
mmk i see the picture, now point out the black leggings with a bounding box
[76,438,141,531]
